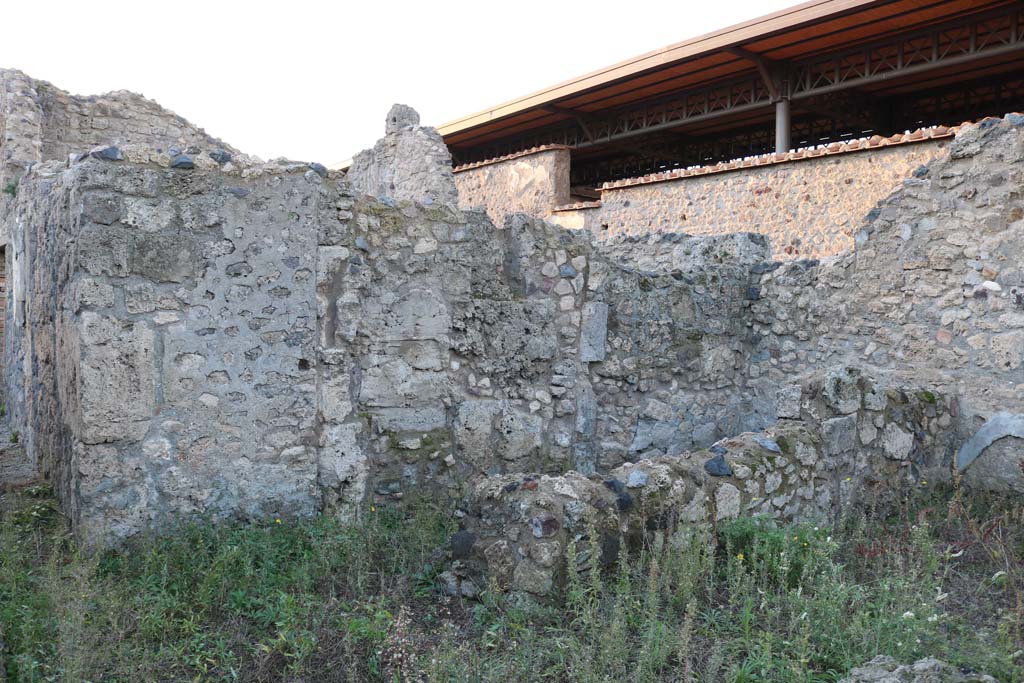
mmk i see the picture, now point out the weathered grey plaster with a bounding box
[955,412,1024,470]
[348,103,458,207]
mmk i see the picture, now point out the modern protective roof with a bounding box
[440,0,1022,155]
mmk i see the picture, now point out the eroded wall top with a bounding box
[347,103,459,207]
[0,68,238,192]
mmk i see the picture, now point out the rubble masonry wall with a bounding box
[456,139,949,260]
[454,147,571,228]
[0,68,235,193]
[2,73,1023,559]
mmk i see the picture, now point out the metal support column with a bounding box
[775,97,791,154]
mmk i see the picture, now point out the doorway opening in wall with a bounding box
[567,152,600,204]
[569,171,600,204]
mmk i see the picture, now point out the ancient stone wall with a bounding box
[301,180,777,523]
[0,68,236,193]
[348,104,458,206]
[0,69,44,193]
[0,69,245,481]
[0,246,6,353]
[3,160,72,485]
[31,79,237,164]
[443,115,1024,600]
[453,147,571,226]
[552,138,950,260]
[747,115,1024,492]
[3,140,778,547]
[6,152,326,546]
[2,71,1023,563]
[448,367,957,598]
[565,117,1024,492]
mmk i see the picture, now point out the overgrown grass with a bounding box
[1,493,453,682]
[1,484,1021,682]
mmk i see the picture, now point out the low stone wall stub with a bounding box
[446,367,958,601]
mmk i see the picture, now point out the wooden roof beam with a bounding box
[542,104,594,141]
[542,104,670,158]
[726,46,787,101]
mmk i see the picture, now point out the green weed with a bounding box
[1,486,1021,682]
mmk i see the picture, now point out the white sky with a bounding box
[1,1,797,165]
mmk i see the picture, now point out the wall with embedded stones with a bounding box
[1,70,43,196]
[0,69,245,492]
[536,116,1024,488]
[746,115,1024,493]
[0,68,236,193]
[553,137,951,260]
[310,183,782,520]
[446,367,958,599]
[440,114,1024,599]
[2,95,802,547]
[454,147,571,226]
[456,137,951,261]
[348,104,458,207]
[575,116,1024,492]
[4,141,778,547]
[5,151,328,546]
[3,68,1024,560]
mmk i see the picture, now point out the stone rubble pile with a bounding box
[443,366,956,599]
[839,656,996,683]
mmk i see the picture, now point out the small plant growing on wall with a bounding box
[10,430,19,444]
[2,179,17,196]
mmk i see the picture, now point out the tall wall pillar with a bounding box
[775,98,792,154]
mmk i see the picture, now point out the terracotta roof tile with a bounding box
[452,144,571,172]
[598,124,958,191]
[552,200,602,212]
[454,122,967,191]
